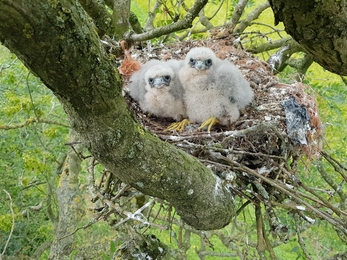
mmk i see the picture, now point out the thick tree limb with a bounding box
[269,0,347,75]
[113,0,131,39]
[0,0,234,230]
[78,0,114,36]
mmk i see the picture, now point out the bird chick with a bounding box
[128,59,162,103]
[179,47,253,131]
[128,60,186,121]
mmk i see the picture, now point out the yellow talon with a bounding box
[165,118,191,132]
[198,117,220,132]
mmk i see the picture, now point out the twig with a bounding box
[177,27,210,41]
[321,151,347,181]
[207,0,225,21]
[1,190,15,258]
[0,57,18,74]
[317,161,347,206]
[247,37,292,54]
[255,202,267,259]
[299,182,347,217]
[228,0,248,31]
[144,0,161,31]
[199,8,214,30]
[58,189,129,240]
[26,72,40,120]
[113,198,166,229]
[0,117,69,130]
[197,251,238,257]
[294,214,315,260]
[251,21,285,38]
[205,150,347,235]
[126,0,208,42]
[234,1,270,33]
[21,180,46,190]
[142,201,162,234]
[156,121,280,142]
[279,165,347,217]
[111,183,131,201]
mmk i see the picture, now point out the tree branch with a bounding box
[199,8,214,30]
[265,39,303,73]
[0,0,234,230]
[269,0,347,75]
[0,117,69,130]
[49,130,84,259]
[125,0,208,42]
[143,0,161,31]
[78,0,114,36]
[234,1,270,33]
[247,37,293,54]
[228,0,248,31]
[1,190,15,258]
[113,0,131,39]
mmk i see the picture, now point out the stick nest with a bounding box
[120,38,323,204]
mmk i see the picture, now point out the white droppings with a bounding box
[285,184,294,189]
[296,205,305,211]
[213,175,224,200]
[258,166,271,175]
[187,189,194,195]
[304,215,315,224]
[225,172,235,182]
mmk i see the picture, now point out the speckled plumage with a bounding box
[179,47,253,127]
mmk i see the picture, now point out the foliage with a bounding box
[0,45,69,257]
[1,0,347,259]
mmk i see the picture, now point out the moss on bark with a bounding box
[269,0,347,75]
[0,0,234,230]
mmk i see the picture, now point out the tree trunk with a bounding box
[49,130,83,259]
[0,0,234,230]
[269,0,347,75]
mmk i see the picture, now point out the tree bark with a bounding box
[49,130,84,259]
[269,0,347,75]
[0,0,234,230]
[78,0,114,36]
[113,0,131,39]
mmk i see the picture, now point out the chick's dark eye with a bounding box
[148,78,154,85]
[164,75,171,81]
[189,58,196,66]
[206,59,212,66]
